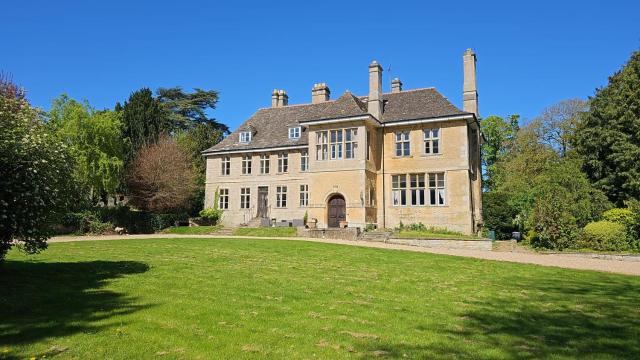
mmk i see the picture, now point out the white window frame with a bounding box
[221,156,231,176]
[299,184,308,207]
[276,185,288,208]
[330,129,343,160]
[410,173,426,206]
[345,128,357,159]
[219,188,229,209]
[428,172,446,206]
[423,128,440,154]
[277,153,288,173]
[241,155,252,175]
[288,126,301,139]
[316,131,329,161]
[239,131,252,143]
[300,150,309,172]
[395,131,411,157]
[391,174,407,206]
[240,187,251,209]
[260,154,270,174]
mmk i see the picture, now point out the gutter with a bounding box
[202,144,308,156]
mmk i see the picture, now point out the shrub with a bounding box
[580,221,630,252]
[199,208,223,225]
[529,186,579,250]
[603,208,635,228]
[626,199,640,249]
[483,191,518,240]
[87,220,114,235]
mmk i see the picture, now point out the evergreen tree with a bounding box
[122,88,167,166]
[157,87,228,133]
[575,51,640,205]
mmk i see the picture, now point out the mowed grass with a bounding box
[1,239,639,359]
[394,230,481,240]
[233,227,297,237]
[161,225,222,235]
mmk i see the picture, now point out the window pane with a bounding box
[433,140,439,154]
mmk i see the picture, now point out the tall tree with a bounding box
[156,87,228,133]
[532,98,588,157]
[0,77,76,260]
[480,114,519,191]
[575,50,640,205]
[122,88,167,166]
[48,95,124,204]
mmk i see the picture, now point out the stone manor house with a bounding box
[203,49,483,234]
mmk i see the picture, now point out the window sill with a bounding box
[420,153,442,157]
[390,204,449,208]
[391,155,413,159]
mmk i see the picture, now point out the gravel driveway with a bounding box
[50,234,640,276]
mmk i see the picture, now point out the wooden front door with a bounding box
[327,195,346,228]
[257,187,269,218]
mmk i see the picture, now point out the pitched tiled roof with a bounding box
[380,88,466,122]
[204,88,467,154]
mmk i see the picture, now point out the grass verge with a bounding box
[233,227,297,237]
[160,225,221,235]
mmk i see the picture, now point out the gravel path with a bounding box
[50,234,640,276]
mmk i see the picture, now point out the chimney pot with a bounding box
[391,78,403,93]
[311,83,331,104]
[271,89,288,107]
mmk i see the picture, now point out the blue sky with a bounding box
[3,1,639,129]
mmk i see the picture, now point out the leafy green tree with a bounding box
[575,50,640,205]
[122,88,167,166]
[480,114,519,190]
[0,77,76,260]
[157,87,228,133]
[49,95,124,204]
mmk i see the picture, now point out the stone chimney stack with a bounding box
[391,78,403,93]
[272,89,288,107]
[368,60,383,119]
[278,90,288,107]
[463,48,478,116]
[311,83,331,104]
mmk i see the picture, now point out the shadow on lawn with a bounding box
[0,260,150,353]
[360,274,640,359]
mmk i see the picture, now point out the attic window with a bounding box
[239,131,252,143]
[288,126,301,139]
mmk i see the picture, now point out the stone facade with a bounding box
[204,50,483,234]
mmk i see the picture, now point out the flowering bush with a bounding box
[0,78,76,260]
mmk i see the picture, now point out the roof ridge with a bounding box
[383,87,436,95]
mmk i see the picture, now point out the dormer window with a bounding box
[239,131,252,143]
[288,126,301,139]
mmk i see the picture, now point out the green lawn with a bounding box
[161,225,222,235]
[1,239,639,359]
[395,229,481,240]
[233,227,297,237]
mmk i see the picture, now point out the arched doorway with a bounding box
[327,194,346,228]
